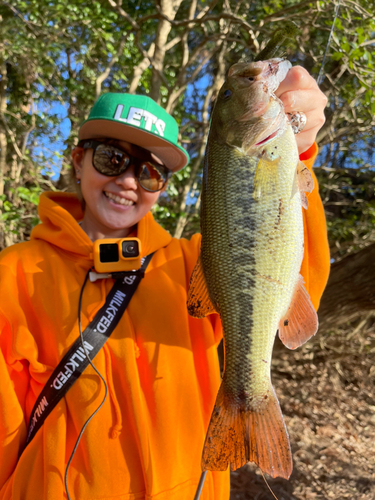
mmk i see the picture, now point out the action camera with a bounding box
[92,238,142,273]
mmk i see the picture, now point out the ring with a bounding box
[287,112,307,134]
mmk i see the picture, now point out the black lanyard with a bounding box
[25,253,154,448]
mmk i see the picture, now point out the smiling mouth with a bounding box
[104,192,134,206]
[255,129,279,146]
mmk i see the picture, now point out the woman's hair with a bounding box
[71,146,86,212]
[70,139,118,213]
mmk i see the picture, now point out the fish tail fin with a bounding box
[202,382,292,479]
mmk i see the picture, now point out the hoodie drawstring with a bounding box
[103,344,123,439]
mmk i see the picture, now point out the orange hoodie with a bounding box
[0,145,329,500]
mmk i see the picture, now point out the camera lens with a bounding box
[122,240,139,258]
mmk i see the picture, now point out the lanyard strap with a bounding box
[25,253,154,447]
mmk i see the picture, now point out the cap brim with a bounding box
[79,120,189,172]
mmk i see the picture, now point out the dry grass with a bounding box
[230,316,375,500]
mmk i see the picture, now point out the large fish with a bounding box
[187,59,318,479]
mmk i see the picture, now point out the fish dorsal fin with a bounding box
[278,275,318,349]
[297,161,314,209]
[187,255,218,318]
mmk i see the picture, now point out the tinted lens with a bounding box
[138,162,169,192]
[93,144,130,176]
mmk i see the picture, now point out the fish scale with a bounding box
[187,58,318,478]
[202,128,301,400]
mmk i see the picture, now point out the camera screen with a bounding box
[122,240,139,258]
[99,243,119,263]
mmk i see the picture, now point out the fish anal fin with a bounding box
[187,255,217,318]
[297,161,314,209]
[278,275,319,350]
[202,383,292,479]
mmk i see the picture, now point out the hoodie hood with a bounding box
[31,192,173,260]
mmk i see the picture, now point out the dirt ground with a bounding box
[229,316,375,500]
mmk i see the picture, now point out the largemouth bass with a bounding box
[187,59,318,479]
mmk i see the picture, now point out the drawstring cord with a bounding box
[103,344,123,439]
[65,269,109,500]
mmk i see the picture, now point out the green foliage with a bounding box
[0,0,374,258]
[0,184,42,241]
[315,162,375,260]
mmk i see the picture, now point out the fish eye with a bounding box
[223,89,232,99]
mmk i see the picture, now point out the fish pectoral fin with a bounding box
[187,255,217,318]
[278,274,319,350]
[202,382,292,479]
[297,161,314,209]
[253,157,280,200]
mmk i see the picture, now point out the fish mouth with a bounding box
[255,129,280,146]
[254,108,287,147]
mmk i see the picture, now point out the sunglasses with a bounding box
[78,140,171,192]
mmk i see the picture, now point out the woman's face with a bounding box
[72,140,163,241]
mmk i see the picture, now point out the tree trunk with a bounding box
[57,50,85,192]
[0,49,8,248]
[317,242,375,330]
[150,0,183,103]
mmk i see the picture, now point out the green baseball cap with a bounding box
[79,93,189,172]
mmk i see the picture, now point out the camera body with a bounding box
[92,238,142,273]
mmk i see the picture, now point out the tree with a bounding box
[0,0,374,263]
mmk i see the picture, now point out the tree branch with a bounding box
[106,0,140,30]
[128,43,155,94]
[173,40,228,238]
[0,112,24,160]
[1,1,39,32]
[95,35,128,98]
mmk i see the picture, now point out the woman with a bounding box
[0,67,329,500]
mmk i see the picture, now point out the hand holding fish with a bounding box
[276,66,327,154]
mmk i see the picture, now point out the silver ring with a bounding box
[287,111,307,134]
